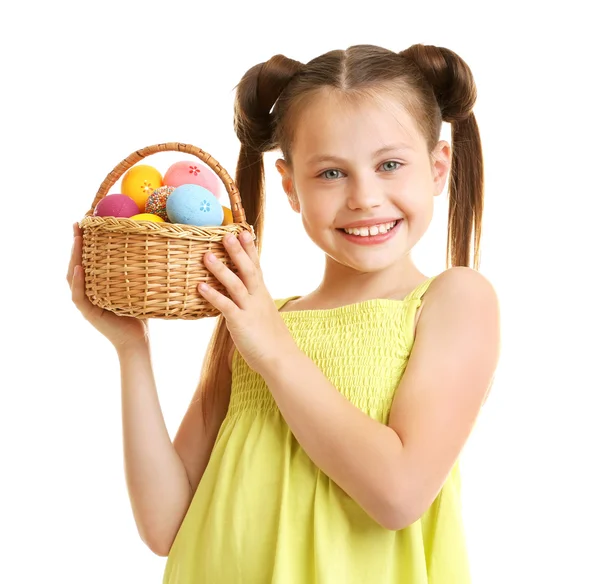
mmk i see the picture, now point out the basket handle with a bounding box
[84,142,247,224]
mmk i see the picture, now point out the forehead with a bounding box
[291,89,426,161]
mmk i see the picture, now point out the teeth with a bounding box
[343,221,397,236]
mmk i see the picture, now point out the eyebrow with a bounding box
[306,144,414,166]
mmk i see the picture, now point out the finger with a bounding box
[71,265,84,305]
[67,224,83,287]
[67,243,75,286]
[198,282,239,319]
[203,251,248,307]
[71,264,103,322]
[66,223,76,284]
[239,230,260,268]
[71,264,89,309]
[71,264,90,313]
[223,233,261,294]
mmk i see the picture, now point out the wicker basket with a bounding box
[79,142,253,320]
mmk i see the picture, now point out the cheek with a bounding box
[398,174,435,223]
[410,199,434,230]
[300,210,331,250]
[298,197,339,245]
[296,187,337,225]
[300,201,333,227]
[399,190,430,218]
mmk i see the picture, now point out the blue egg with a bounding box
[166,184,224,226]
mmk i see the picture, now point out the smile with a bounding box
[342,220,398,237]
[337,219,403,246]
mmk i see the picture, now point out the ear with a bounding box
[275,158,300,213]
[431,140,452,197]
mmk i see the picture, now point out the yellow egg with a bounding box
[121,165,163,211]
[130,213,165,222]
[221,205,234,225]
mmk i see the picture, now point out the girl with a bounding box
[68,43,500,583]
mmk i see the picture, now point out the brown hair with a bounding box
[200,44,484,424]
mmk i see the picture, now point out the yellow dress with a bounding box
[164,277,470,583]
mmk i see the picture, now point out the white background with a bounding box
[1,1,599,582]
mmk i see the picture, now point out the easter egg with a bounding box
[130,213,165,222]
[163,160,221,199]
[121,164,163,211]
[145,186,174,221]
[94,193,139,218]
[221,205,233,225]
[166,184,224,227]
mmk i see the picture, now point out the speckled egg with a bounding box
[145,186,174,221]
[166,184,224,227]
[163,160,221,199]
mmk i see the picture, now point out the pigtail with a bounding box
[233,54,305,251]
[402,44,484,269]
[200,55,303,426]
[446,113,484,269]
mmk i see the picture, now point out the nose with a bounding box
[346,173,384,211]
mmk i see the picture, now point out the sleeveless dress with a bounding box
[163,276,470,583]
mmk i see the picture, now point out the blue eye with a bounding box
[320,169,344,180]
[381,161,401,171]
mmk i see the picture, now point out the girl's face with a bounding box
[276,89,451,275]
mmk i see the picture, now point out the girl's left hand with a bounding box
[198,231,294,374]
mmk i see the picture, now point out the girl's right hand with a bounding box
[67,222,149,350]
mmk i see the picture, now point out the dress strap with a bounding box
[403,275,438,302]
[274,296,300,311]
[398,275,439,349]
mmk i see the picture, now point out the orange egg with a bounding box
[221,205,233,225]
[121,165,163,211]
[130,213,165,223]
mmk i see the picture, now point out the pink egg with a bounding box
[94,194,139,218]
[163,160,221,199]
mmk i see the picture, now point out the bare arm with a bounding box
[172,342,233,495]
[259,267,500,530]
[68,223,231,556]
[119,338,231,556]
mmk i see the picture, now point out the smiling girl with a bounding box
[68,43,500,584]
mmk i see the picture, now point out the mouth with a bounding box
[337,219,400,237]
[336,218,403,246]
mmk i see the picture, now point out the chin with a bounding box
[323,246,408,274]
[307,225,414,274]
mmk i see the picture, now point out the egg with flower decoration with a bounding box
[166,184,223,226]
[163,160,221,199]
[121,164,163,211]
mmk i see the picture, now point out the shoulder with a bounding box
[426,266,499,314]
[418,266,500,352]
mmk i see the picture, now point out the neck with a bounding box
[312,255,427,305]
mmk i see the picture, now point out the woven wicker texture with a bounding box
[79,143,253,320]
